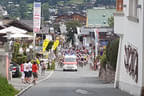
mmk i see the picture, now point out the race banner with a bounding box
[52,40,59,51]
[43,39,50,52]
[33,2,41,33]
[94,29,99,42]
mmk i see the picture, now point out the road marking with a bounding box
[75,89,89,95]
[37,71,54,83]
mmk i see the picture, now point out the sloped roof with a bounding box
[5,20,33,32]
[87,9,115,27]
[0,26,27,34]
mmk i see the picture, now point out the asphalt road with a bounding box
[20,65,132,96]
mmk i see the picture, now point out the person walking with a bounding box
[41,61,46,75]
[24,61,30,83]
[28,61,32,82]
[20,62,25,83]
[32,62,38,85]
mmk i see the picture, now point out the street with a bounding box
[20,65,132,96]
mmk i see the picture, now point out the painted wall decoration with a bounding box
[124,44,138,83]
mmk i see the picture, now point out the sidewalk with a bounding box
[9,71,53,91]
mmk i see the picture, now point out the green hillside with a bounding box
[68,0,85,4]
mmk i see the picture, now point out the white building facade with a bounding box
[114,0,144,96]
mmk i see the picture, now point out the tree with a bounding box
[54,24,60,33]
[42,2,50,21]
[106,38,119,70]
[19,0,28,19]
[65,21,82,45]
[108,16,114,27]
[95,0,116,7]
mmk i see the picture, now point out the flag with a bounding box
[43,39,50,52]
[52,40,59,51]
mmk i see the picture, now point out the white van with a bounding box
[63,55,78,71]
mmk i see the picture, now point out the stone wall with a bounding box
[0,54,6,77]
[99,65,115,83]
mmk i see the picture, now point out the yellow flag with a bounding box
[36,59,40,64]
[43,39,50,52]
[52,40,59,50]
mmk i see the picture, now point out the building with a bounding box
[55,13,86,25]
[0,5,7,16]
[0,19,33,80]
[71,13,86,25]
[77,26,114,56]
[114,0,144,96]
[87,8,115,27]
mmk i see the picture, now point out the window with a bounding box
[64,58,76,62]
[129,0,138,17]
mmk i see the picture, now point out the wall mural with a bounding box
[124,44,138,83]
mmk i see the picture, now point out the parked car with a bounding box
[9,62,20,77]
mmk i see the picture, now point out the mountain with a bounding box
[0,0,116,20]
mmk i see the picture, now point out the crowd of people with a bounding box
[59,47,94,68]
[20,59,46,85]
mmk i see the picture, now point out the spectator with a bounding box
[28,61,32,82]
[41,61,46,75]
[20,62,25,83]
[24,61,29,83]
[32,62,38,85]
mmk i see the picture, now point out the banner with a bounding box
[33,2,41,33]
[94,29,99,42]
[43,39,50,52]
[52,40,59,51]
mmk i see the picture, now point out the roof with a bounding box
[71,13,86,18]
[0,26,27,34]
[5,20,33,32]
[87,9,115,27]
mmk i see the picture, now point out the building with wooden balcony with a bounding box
[55,13,86,25]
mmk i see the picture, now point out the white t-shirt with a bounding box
[28,62,32,71]
[24,63,29,72]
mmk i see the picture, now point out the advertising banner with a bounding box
[33,2,41,33]
[43,39,50,52]
[52,40,59,51]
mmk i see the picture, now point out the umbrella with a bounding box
[4,33,33,38]
[0,26,27,34]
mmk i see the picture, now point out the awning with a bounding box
[0,26,27,34]
[4,33,33,38]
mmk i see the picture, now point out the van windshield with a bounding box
[64,58,76,62]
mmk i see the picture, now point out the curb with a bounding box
[15,71,54,96]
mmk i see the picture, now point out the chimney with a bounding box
[116,0,123,11]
